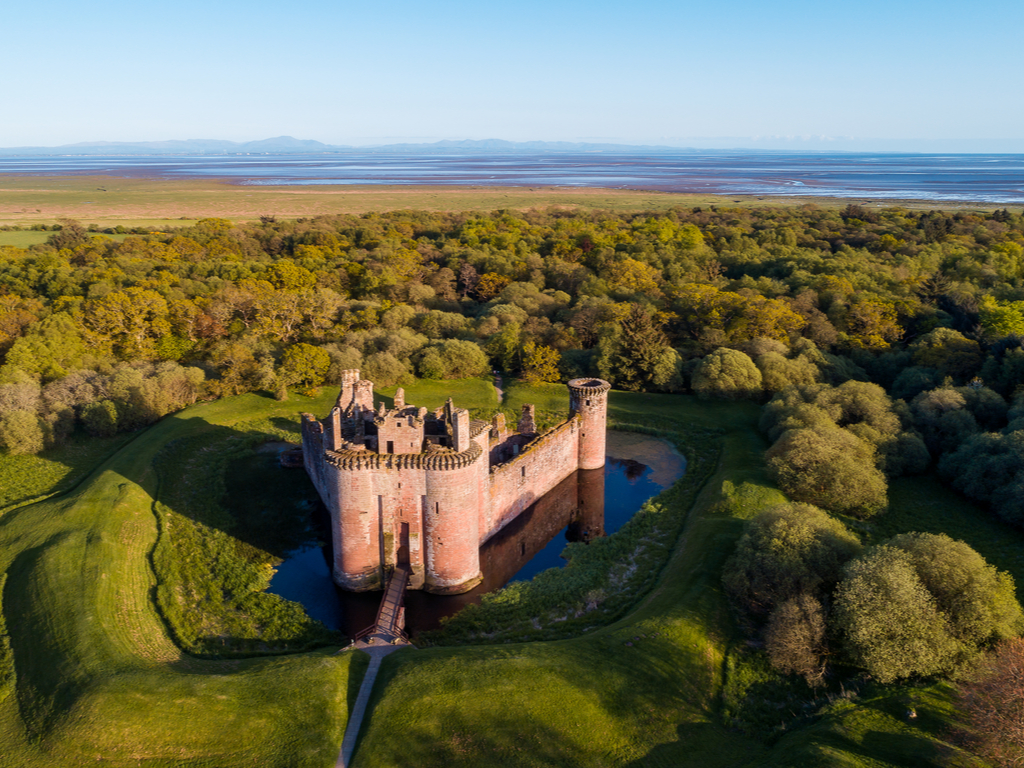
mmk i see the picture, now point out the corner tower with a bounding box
[568,378,611,470]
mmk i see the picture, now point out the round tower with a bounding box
[568,378,611,471]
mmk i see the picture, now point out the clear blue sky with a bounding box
[3,0,1022,150]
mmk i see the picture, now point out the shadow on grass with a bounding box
[6,535,85,741]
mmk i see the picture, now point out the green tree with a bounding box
[766,426,887,516]
[723,502,861,619]
[691,348,762,400]
[280,343,331,395]
[0,410,45,454]
[834,535,1023,682]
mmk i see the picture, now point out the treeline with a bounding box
[0,205,1022,477]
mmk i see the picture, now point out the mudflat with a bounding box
[0,174,1000,228]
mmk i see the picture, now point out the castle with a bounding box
[301,371,610,594]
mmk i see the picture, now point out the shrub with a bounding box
[692,347,762,400]
[723,502,861,619]
[766,426,888,516]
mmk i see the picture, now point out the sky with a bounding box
[3,0,1023,151]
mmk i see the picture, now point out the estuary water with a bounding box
[2,151,1023,203]
[267,431,686,638]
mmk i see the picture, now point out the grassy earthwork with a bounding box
[0,377,1015,766]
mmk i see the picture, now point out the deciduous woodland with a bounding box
[3,201,1024,766]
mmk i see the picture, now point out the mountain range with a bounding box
[0,136,688,156]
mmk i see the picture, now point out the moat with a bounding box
[267,431,686,638]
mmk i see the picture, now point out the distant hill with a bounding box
[0,136,689,156]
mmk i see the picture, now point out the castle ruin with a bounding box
[301,371,610,594]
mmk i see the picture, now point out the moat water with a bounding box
[266,431,685,638]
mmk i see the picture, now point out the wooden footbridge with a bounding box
[352,565,410,643]
[336,566,413,767]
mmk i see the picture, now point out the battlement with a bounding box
[301,369,609,594]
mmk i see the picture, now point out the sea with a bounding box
[1,151,1023,204]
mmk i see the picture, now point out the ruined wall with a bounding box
[486,418,581,542]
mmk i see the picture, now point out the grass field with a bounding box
[0,175,1003,227]
[0,392,368,766]
[0,380,1011,766]
[349,387,991,767]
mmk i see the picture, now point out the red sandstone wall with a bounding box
[485,419,581,543]
[330,462,430,591]
[331,465,381,590]
[423,458,483,593]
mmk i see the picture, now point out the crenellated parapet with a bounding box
[324,441,483,471]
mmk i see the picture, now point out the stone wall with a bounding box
[486,418,581,542]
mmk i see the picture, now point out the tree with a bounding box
[46,218,88,251]
[834,535,1023,682]
[0,410,45,454]
[910,328,983,380]
[834,545,962,682]
[723,502,861,618]
[691,347,762,400]
[280,344,331,395]
[765,594,828,686]
[980,296,1024,340]
[416,340,489,380]
[957,638,1024,767]
[520,341,561,384]
[766,426,887,516]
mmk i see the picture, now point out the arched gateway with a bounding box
[301,372,609,594]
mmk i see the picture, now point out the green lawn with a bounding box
[351,388,989,767]
[0,381,1005,766]
[0,391,368,766]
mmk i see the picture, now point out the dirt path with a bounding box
[336,639,412,767]
[494,373,504,404]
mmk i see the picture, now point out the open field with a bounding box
[0,380,1012,766]
[0,175,1005,227]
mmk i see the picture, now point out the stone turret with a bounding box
[568,378,611,470]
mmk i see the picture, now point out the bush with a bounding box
[723,502,861,619]
[834,534,1023,682]
[766,426,888,516]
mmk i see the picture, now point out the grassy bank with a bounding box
[0,378,1010,766]
[0,175,1003,228]
[0,392,367,766]
[352,389,990,767]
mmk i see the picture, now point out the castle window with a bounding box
[586,399,591,406]
[435,501,440,515]
[396,421,402,428]
[387,440,394,454]
[521,466,526,478]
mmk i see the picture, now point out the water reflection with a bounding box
[268,432,685,638]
